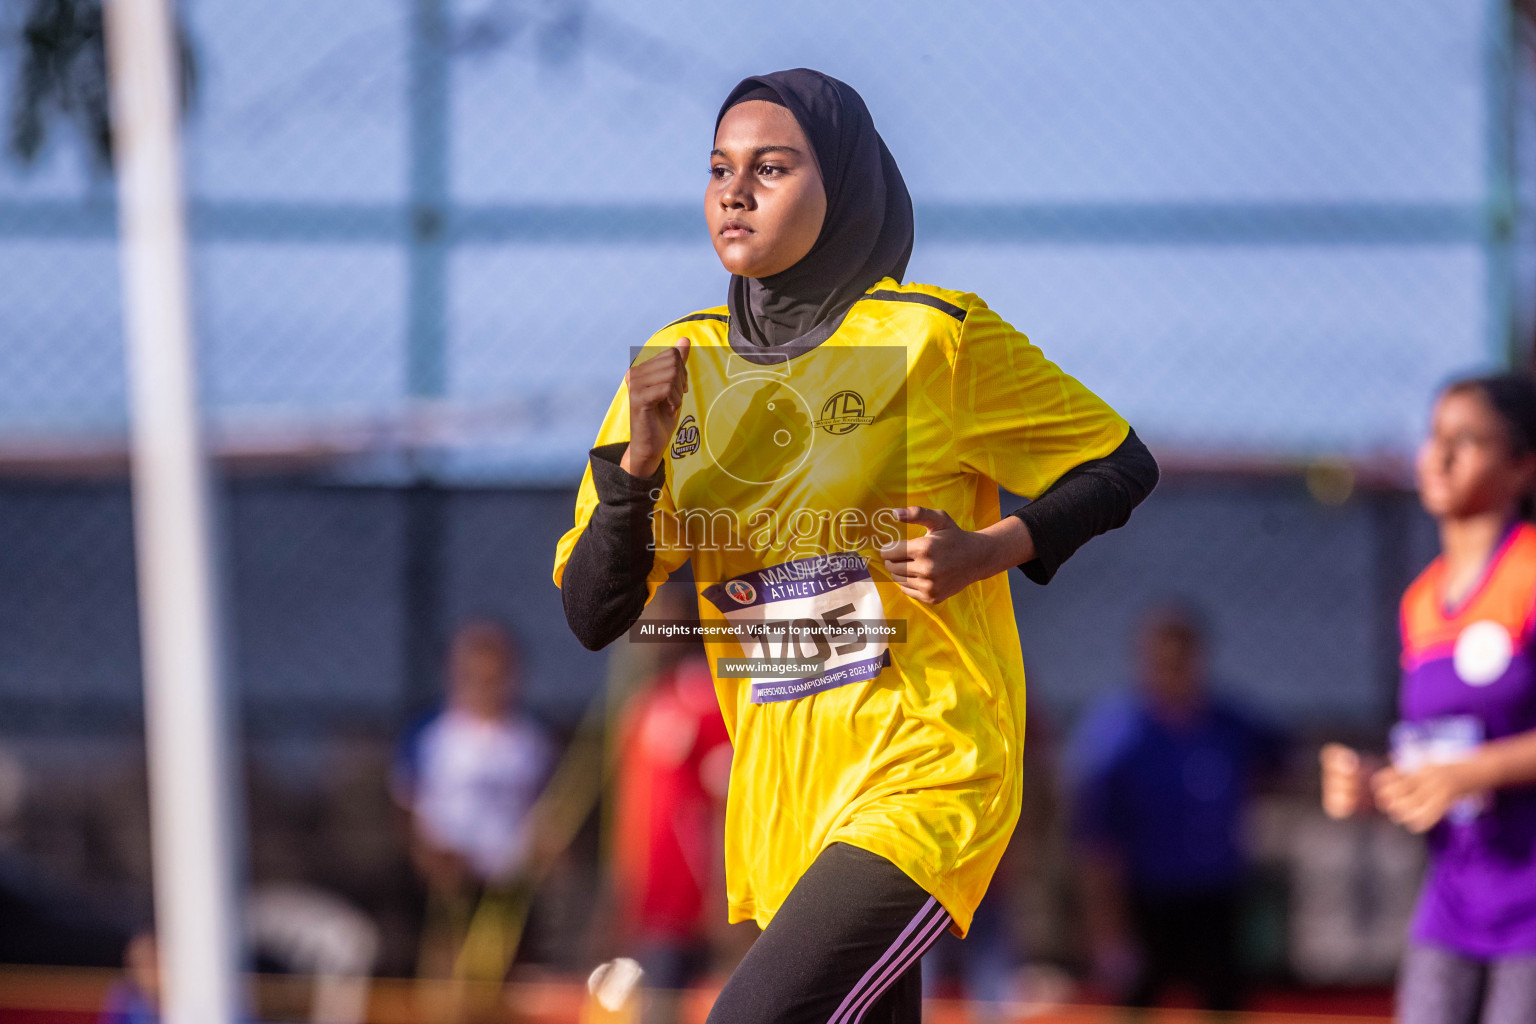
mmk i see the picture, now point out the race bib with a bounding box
[701,552,892,704]
[1390,715,1489,824]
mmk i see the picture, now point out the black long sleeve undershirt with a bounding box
[561,429,1158,650]
[560,442,665,651]
[1009,426,1159,585]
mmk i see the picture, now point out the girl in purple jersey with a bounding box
[1321,374,1536,1024]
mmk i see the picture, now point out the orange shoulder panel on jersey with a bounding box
[1401,523,1536,668]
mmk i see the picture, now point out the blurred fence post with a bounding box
[404,0,452,717]
[409,0,449,402]
[104,1,242,1023]
[1486,0,1518,365]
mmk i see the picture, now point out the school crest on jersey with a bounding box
[815,391,875,435]
[723,579,757,605]
[670,415,701,458]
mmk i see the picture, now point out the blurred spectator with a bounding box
[609,584,732,1024]
[391,620,555,980]
[1067,603,1284,1012]
[0,743,139,969]
[1320,375,1536,1023]
[98,931,158,1024]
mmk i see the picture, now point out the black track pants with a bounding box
[706,842,951,1024]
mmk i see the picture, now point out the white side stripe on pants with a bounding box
[826,897,952,1024]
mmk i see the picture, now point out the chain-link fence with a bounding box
[0,0,1526,467]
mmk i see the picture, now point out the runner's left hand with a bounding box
[879,506,1019,604]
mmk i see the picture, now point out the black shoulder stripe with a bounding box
[665,312,729,328]
[862,290,967,323]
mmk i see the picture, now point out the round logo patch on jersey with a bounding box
[1453,620,1513,687]
[723,579,756,605]
[815,390,875,435]
[670,415,700,459]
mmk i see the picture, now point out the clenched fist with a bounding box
[879,506,1035,604]
[1319,743,1370,820]
[1372,760,1484,834]
[621,337,691,479]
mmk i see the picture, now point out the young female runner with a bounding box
[1322,375,1536,1024]
[555,69,1157,1023]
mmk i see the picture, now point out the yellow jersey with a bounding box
[553,277,1129,935]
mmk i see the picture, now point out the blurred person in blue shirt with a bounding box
[1068,603,1284,1012]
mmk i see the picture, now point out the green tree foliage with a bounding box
[8,0,195,173]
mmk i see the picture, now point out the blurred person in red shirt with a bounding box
[610,584,733,1024]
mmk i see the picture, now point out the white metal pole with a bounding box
[104,2,242,1024]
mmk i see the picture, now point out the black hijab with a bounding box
[715,69,914,353]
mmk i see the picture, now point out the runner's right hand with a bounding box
[622,337,691,479]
